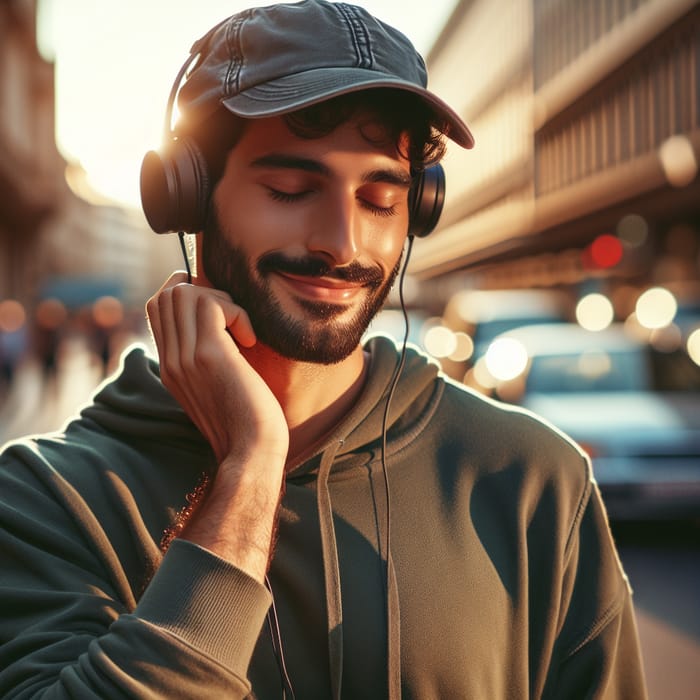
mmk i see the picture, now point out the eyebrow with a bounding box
[250,153,412,188]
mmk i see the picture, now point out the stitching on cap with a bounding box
[224,13,246,98]
[336,3,373,69]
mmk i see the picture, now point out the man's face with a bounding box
[200,114,411,364]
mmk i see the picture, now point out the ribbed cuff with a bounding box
[136,539,271,676]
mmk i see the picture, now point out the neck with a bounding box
[241,342,369,463]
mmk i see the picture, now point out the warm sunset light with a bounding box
[38,0,458,209]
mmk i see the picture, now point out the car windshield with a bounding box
[527,350,648,393]
[474,316,563,350]
[527,345,700,393]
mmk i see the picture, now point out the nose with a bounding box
[306,191,360,266]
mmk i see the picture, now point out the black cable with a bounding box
[178,231,193,284]
[265,574,296,699]
[380,235,414,589]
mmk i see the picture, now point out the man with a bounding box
[0,1,647,698]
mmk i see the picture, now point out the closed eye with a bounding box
[267,188,311,203]
[361,200,397,217]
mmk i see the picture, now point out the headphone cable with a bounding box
[178,231,193,283]
[379,235,414,677]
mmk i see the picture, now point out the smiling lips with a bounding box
[275,271,365,303]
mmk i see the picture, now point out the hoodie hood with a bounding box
[82,336,441,478]
[81,343,203,447]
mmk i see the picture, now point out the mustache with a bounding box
[257,252,384,286]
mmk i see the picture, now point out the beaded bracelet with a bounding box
[160,472,211,552]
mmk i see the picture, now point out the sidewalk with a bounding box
[1,337,112,445]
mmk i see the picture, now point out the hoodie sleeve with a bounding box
[542,478,649,699]
[0,442,271,698]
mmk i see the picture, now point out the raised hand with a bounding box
[146,271,289,581]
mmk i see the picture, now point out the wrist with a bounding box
[179,456,285,583]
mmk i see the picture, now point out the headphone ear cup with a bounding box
[140,138,210,234]
[408,164,446,238]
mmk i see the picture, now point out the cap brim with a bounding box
[221,68,474,149]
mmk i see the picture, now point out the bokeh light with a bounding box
[658,135,698,188]
[92,296,124,329]
[588,234,624,268]
[484,337,529,381]
[576,293,615,331]
[650,324,682,352]
[623,312,652,342]
[616,214,648,248]
[635,287,678,329]
[472,357,498,390]
[577,350,612,380]
[688,329,700,367]
[423,325,457,359]
[448,332,474,363]
[0,300,26,333]
[35,298,68,330]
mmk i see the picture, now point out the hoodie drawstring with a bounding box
[371,460,402,700]
[317,440,402,700]
[317,441,344,700]
[387,551,401,699]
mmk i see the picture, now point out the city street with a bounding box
[613,520,700,700]
[1,343,698,699]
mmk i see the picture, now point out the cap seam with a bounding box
[336,3,373,70]
[224,13,246,100]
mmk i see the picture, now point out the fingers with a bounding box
[143,273,287,464]
[146,274,257,354]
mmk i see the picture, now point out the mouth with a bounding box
[274,271,365,303]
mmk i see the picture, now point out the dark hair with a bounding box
[187,88,447,185]
[283,89,447,170]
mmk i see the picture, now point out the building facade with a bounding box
[414,0,699,305]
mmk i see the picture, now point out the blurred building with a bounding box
[0,0,64,306]
[415,0,700,306]
[0,0,180,350]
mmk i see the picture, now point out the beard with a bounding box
[200,207,402,364]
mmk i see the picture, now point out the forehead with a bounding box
[232,113,410,166]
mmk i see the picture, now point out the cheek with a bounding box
[367,216,408,269]
[214,184,294,251]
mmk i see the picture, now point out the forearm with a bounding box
[181,455,286,583]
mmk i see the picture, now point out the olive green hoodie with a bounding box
[0,336,647,698]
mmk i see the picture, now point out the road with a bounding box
[1,342,698,698]
[613,520,700,700]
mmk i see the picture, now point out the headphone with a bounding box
[140,34,447,239]
[141,141,445,238]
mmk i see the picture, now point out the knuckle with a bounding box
[160,357,179,379]
[170,283,190,303]
[193,341,218,369]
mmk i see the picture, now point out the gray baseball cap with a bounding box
[176,0,474,149]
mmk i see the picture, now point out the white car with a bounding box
[488,323,700,521]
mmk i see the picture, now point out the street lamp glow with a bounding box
[688,329,700,367]
[576,293,614,331]
[635,287,677,329]
[424,325,458,359]
[485,337,529,381]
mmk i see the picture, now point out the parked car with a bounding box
[439,288,570,380]
[486,323,700,521]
